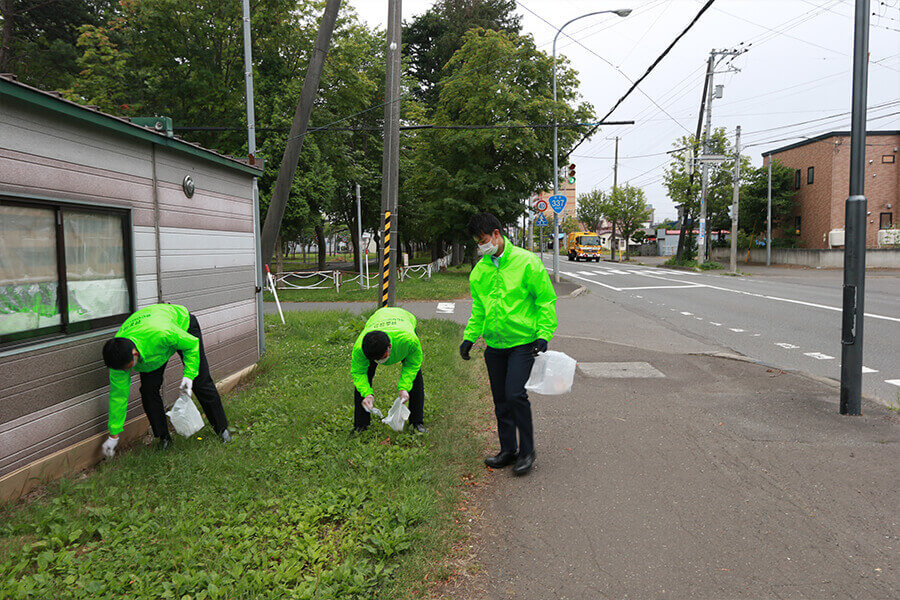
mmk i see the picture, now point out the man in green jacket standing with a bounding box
[350,307,426,434]
[460,213,557,475]
[100,304,231,457]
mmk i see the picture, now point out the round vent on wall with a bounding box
[182,175,195,198]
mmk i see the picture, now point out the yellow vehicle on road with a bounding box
[567,231,602,262]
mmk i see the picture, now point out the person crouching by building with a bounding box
[100,303,231,457]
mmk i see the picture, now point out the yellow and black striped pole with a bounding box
[381,211,391,307]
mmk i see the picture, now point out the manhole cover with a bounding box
[578,362,665,378]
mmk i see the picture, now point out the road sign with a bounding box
[534,199,549,212]
[535,213,548,227]
[549,194,567,214]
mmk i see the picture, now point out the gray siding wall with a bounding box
[0,96,259,478]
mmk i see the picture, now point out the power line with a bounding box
[175,120,634,134]
[569,0,719,157]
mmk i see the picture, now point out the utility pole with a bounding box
[611,136,619,261]
[241,0,265,356]
[766,160,772,266]
[729,125,741,274]
[356,182,364,289]
[380,0,401,307]
[698,48,744,264]
[840,0,870,416]
[260,0,341,264]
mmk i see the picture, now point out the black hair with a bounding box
[103,337,136,370]
[362,330,390,361]
[467,213,502,238]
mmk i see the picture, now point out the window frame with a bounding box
[0,196,135,350]
[880,212,893,230]
[794,215,802,235]
[795,169,801,189]
[882,155,895,164]
[807,166,814,185]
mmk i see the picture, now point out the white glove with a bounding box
[180,377,193,395]
[102,436,119,459]
[362,395,375,411]
[398,390,410,404]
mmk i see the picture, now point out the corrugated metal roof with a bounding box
[0,74,264,176]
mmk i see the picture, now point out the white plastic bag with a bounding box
[166,392,205,437]
[381,396,411,432]
[525,350,577,395]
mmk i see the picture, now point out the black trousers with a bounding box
[483,343,536,456]
[139,314,229,438]
[353,362,425,428]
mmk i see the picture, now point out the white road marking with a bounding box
[577,271,596,276]
[710,322,722,326]
[751,333,761,337]
[862,367,878,373]
[885,379,900,387]
[618,284,702,291]
[436,302,455,314]
[561,271,623,291]
[775,343,799,349]
[695,317,704,320]
[681,311,693,316]
[730,328,745,333]
[804,352,835,360]
[635,295,643,298]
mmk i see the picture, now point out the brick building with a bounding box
[761,130,898,249]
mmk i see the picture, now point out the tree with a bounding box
[561,215,580,235]
[609,184,651,258]
[577,189,606,232]
[403,0,521,109]
[739,159,798,241]
[407,27,594,257]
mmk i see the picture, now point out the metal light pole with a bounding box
[552,7,631,281]
[840,0,870,416]
[242,0,264,356]
[766,159,772,266]
[356,182,364,289]
[729,125,741,274]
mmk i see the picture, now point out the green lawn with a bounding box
[265,265,472,303]
[0,311,489,599]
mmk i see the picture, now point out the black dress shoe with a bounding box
[484,450,518,468]
[157,437,172,451]
[412,423,427,434]
[512,451,535,476]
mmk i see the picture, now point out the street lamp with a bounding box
[552,8,631,282]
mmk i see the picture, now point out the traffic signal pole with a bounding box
[839,0,870,416]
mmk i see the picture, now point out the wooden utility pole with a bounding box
[260,0,341,265]
[380,0,401,307]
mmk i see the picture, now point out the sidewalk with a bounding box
[439,291,898,599]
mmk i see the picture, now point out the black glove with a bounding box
[532,338,548,355]
[459,340,474,360]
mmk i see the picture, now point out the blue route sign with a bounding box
[535,213,548,227]
[549,194,567,214]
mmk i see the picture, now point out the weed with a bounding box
[0,311,487,599]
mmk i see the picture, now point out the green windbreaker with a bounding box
[107,304,199,435]
[464,238,557,349]
[351,307,423,398]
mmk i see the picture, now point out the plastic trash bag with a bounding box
[166,392,205,437]
[381,396,411,432]
[525,350,577,395]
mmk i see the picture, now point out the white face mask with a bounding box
[478,234,499,256]
[375,357,389,364]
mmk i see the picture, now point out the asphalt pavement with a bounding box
[438,272,898,600]
[543,257,900,406]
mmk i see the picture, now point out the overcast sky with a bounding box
[347,0,900,221]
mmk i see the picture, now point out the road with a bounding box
[543,257,900,405]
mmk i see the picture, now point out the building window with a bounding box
[881,213,894,230]
[794,215,802,235]
[807,166,814,184]
[883,155,895,164]
[0,198,134,348]
[795,169,801,189]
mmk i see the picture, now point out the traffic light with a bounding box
[567,163,576,184]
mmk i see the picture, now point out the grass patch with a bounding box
[662,257,724,271]
[0,311,488,599]
[265,265,472,303]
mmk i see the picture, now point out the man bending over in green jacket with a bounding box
[460,213,557,476]
[100,304,231,457]
[350,307,426,434]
